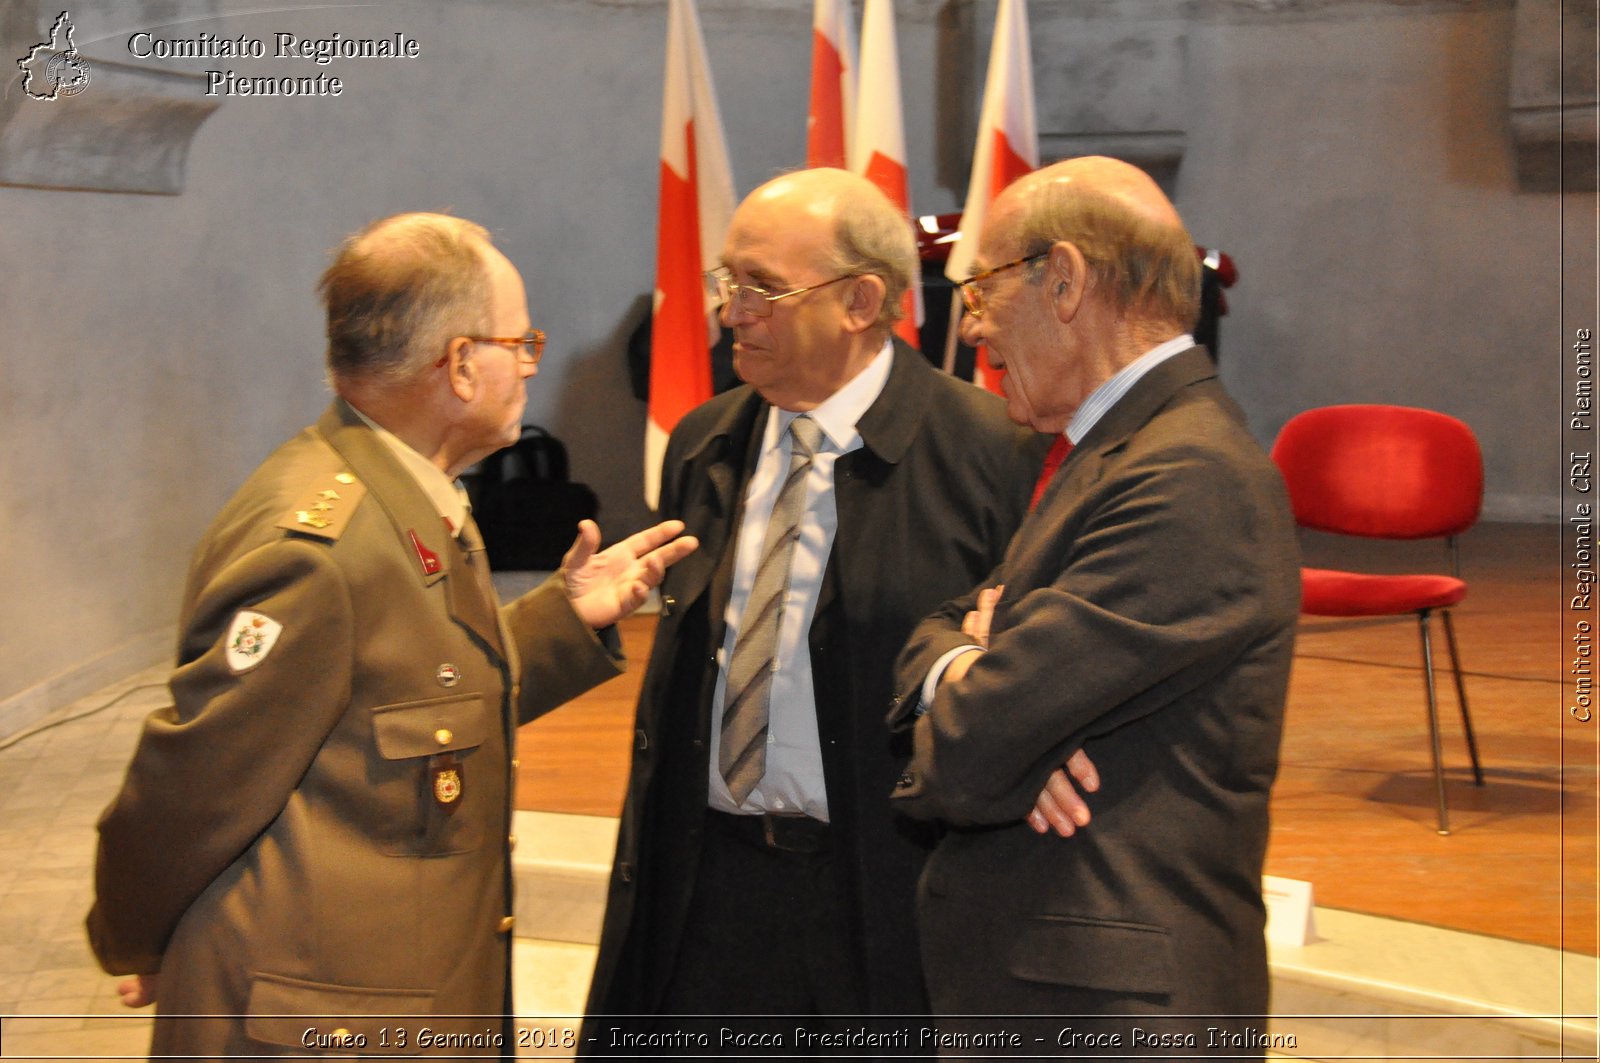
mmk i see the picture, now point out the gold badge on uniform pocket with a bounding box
[431,752,463,814]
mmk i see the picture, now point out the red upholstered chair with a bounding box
[1271,404,1485,835]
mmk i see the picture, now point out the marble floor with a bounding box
[0,667,161,1060]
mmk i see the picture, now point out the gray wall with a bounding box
[0,0,1587,731]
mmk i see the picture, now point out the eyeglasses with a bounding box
[463,329,546,365]
[957,253,1048,318]
[704,268,857,319]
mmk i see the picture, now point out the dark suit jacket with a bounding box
[88,402,622,1058]
[891,348,1300,1032]
[583,344,1046,1027]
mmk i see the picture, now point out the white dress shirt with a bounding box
[348,404,471,536]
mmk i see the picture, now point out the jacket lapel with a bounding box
[677,393,769,632]
[1027,345,1217,521]
[814,343,931,624]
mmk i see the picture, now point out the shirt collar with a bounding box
[1066,334,1195,445]
[763,339,894,453]
[347,404,472,536]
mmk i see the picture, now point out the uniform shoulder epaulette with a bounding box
[275,471,368,542]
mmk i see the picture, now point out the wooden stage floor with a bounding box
[515,522,1598,956]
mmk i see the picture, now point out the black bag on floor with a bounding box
[471,426,598,571]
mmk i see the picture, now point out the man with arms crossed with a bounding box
[893,158,1300,1056]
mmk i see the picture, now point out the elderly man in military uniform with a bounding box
[87,212,696,1059]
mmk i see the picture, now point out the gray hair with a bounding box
[319,212,493,383]
[821,174,918,329]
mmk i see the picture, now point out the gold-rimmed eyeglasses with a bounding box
[957,252,1049,318]
[704,267,857,319]
[463,329,546,365]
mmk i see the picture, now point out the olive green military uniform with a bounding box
[88,401,622,1058]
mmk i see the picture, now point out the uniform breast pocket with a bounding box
[370,693,495,857]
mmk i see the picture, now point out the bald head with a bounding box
[320,212,495,385]
[1013,156,1185,228]
[1000,156,1200,333]
[744,168,917,328]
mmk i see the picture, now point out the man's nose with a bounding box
[720,294,754,327]
[957,309,983,348]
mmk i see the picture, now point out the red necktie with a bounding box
[1030,436,1074,511]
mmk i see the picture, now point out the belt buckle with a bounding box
[758,812,826,853]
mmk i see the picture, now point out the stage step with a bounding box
[509,811,1598,1060]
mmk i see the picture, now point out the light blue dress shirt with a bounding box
[707,340,895,820]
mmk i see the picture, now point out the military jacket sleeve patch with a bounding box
[225,610,284,673]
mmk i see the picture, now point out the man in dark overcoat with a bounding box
[582,169,1047,1046]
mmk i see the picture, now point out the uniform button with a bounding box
[635,729,650,752]
[508,833,517,850]
[435,728,453,746]
[661,594,677,617]
[511,758,520,770]
[498,916,515,933]
[692,738,705,750]
[618,862,634,884]
[896,772,914,789]
[890,693,903,706]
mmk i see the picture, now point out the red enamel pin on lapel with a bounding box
[408,529,442,576]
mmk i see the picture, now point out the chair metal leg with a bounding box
[1418,609,1451,835]
[1439,609,1484,786]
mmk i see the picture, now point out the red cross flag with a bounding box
[646,0,736,509]
[853,0,922,350]
[947,0,1038,394]
[806,0,857,169]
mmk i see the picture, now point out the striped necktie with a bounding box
[720,415,822,803]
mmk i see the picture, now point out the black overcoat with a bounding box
[583,345,1045,1030]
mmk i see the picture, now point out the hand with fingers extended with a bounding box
[561,519,698,629]
[1027,748,1100,837]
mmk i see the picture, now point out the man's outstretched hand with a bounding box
[562,519,698,629]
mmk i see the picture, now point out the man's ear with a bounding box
[841,274,887,334]
[444,337,477,402]
[1048,242,1088,324]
